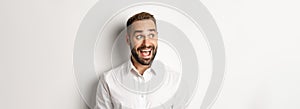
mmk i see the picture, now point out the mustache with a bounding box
[137,45,155,51]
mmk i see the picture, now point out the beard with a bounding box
[131,44,157,65]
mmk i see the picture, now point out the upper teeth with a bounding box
[141,49,151,52]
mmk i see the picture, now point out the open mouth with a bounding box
[139,48,152,58]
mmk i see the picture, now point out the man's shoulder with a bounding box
[98,62,128,81]
[152,60,180,75]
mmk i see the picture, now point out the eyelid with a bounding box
[136,35,144,39]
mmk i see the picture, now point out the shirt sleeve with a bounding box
[94,75,113,109]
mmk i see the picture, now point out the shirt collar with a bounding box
[127,59,157,77]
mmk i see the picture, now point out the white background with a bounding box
[1,0,300,109]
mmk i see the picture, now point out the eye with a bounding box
[148,34,155,38]
[136,35,144,40]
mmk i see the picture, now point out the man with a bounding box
[95,12,181,109]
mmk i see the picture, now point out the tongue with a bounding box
[142,51,150,56]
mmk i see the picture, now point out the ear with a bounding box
[126,33,130,45]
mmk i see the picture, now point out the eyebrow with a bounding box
[148,29,156,32]
[133,30,143,34]
[133,29,156,34]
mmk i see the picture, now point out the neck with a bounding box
[131,56,150,75]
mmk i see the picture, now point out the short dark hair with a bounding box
[126,12,156,31]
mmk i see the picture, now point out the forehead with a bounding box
[129,19,156,30]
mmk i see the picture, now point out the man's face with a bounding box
[127,19,158,65]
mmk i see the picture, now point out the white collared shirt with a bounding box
[94,60,181,109]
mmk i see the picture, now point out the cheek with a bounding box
[130,41,140,49]
[131,40,142,47]
[151,40,158,47]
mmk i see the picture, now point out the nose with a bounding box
[141,38,151,46]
